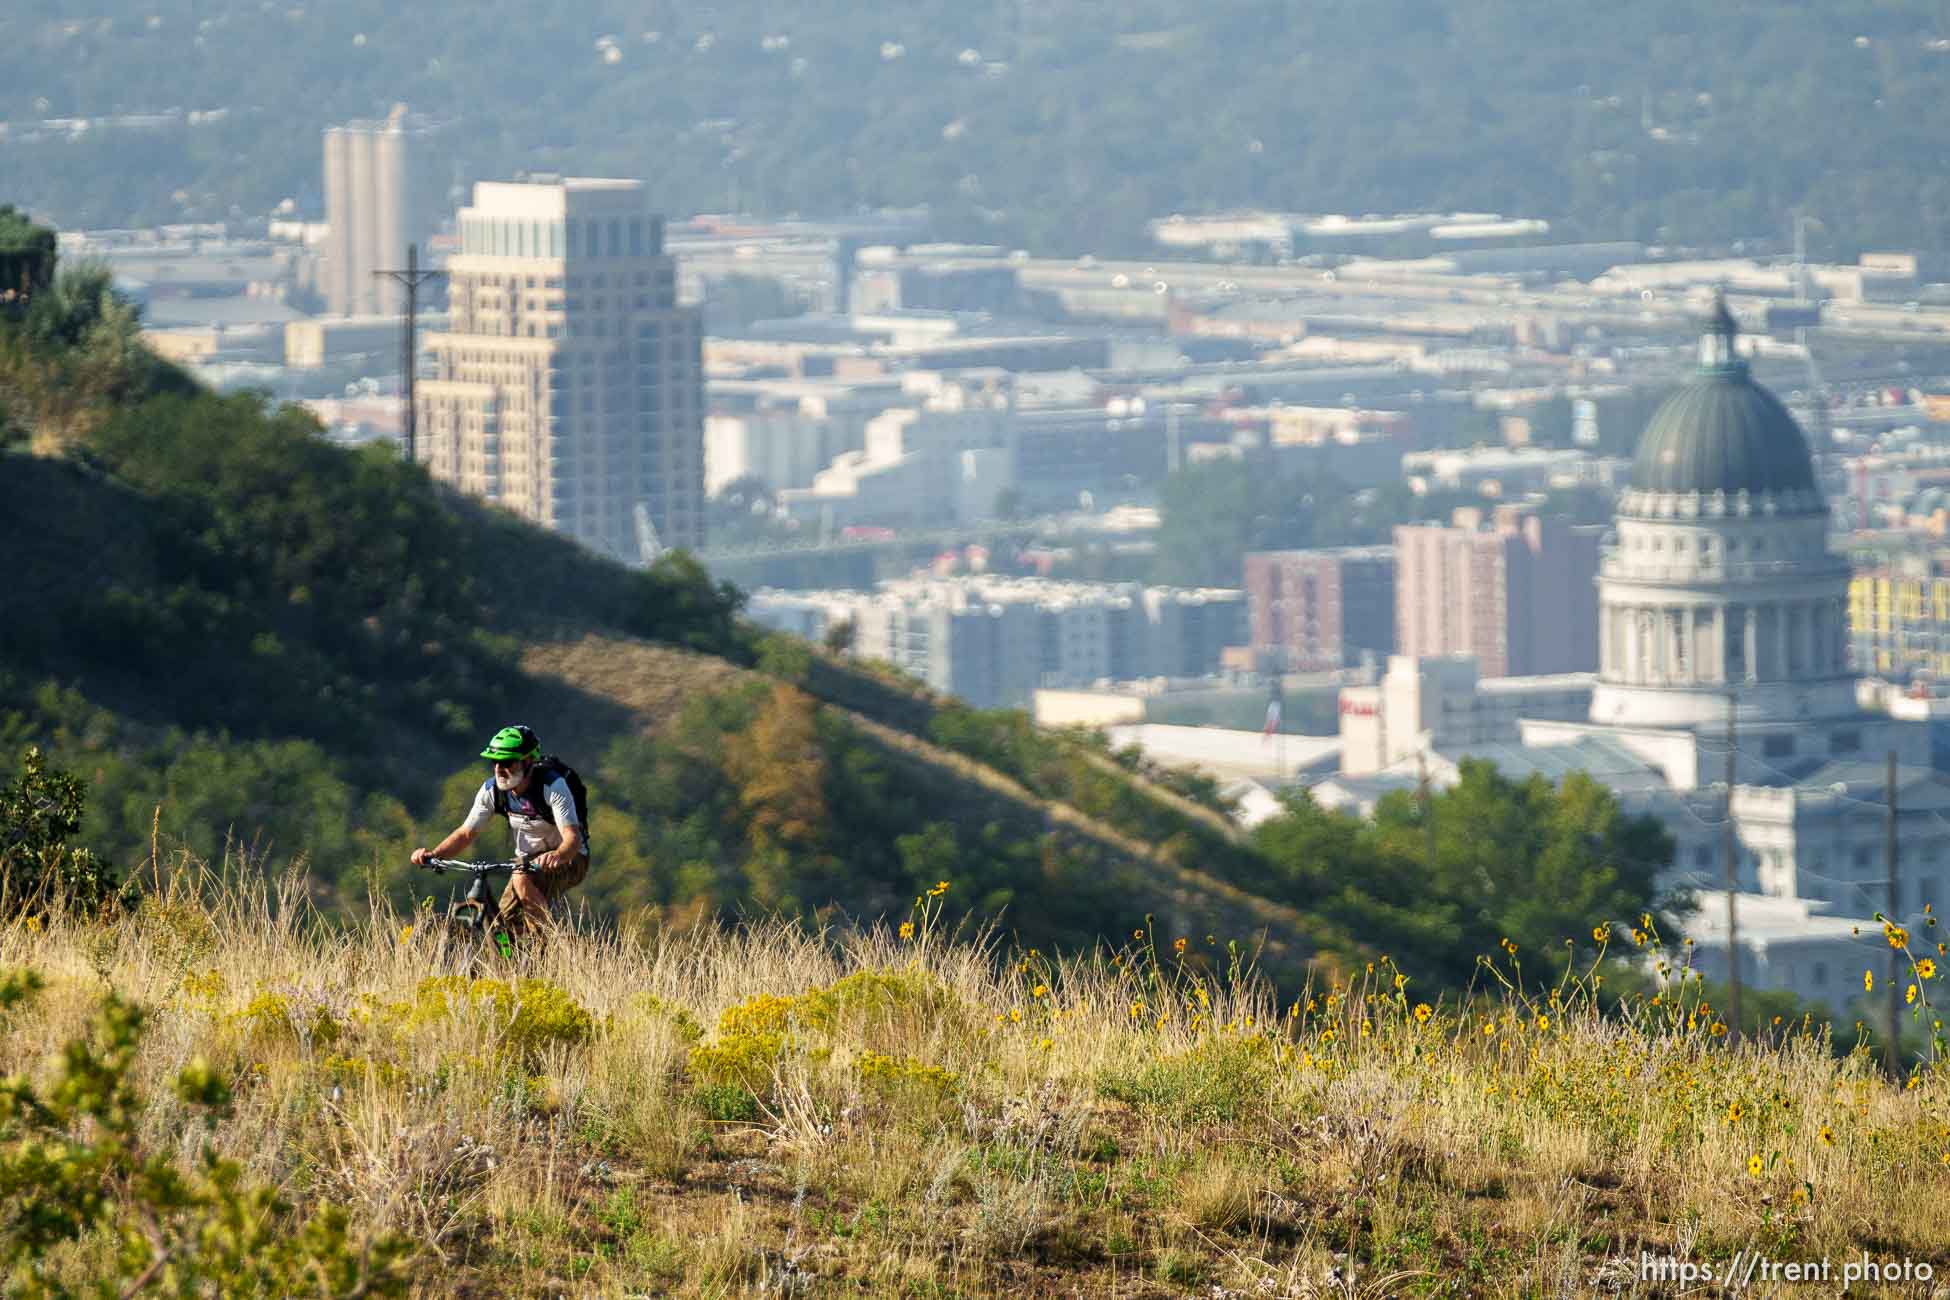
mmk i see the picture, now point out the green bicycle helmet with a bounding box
[480,724,542,762]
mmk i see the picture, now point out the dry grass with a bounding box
[6,867,1950,1298]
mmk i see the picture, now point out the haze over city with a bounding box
[8,2,1950,1294]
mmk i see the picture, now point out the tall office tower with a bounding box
[321,105,416,317]
[1394,504,1601,677]
[417,178,706,561]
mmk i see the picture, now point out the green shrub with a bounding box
[693,1083,761,1123]
[1097,1036,1278,1124]
[0,967,416,1296]
[0,747,124,917]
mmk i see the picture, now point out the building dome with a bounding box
[1623,298,1821,513]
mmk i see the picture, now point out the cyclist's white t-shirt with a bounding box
[461,774,584,860]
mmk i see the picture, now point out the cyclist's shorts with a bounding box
[498,852,588,917]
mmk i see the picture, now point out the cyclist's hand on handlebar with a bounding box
[411,847,431,866]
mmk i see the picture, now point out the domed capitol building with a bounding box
[1517,298,1950,1006]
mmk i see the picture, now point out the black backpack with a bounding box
[491,755,590,833]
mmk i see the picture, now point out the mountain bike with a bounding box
[414,856,538,968]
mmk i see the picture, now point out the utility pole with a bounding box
[1887,748,1902,1079]
[375,243,445,465]
[1417,749,1437,881]
[1723,692,1741,1040]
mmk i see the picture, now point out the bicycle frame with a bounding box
[416,856,537,959]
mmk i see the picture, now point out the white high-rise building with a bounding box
[321,107,417,318]
[416,178,706,559]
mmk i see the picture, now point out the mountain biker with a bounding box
[411,725,587,938]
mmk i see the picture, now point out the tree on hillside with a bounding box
[722,685,830,910]
[0,747,124,915]
[0,206,55,306]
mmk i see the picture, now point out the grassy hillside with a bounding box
[5,879,1948,1297]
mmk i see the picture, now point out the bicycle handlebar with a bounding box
[416,856,538,876]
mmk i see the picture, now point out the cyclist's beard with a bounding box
[494,764,528,793]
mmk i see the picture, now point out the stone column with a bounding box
[1775,603,1789,682]
[1744,606,1759,684]
[1799,602,1816,677]
[1683,607,1698,684]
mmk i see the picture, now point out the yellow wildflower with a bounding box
[1414,1002,1433,1024]
[398,925,413,942]
[1173,937,1187,956]
[1032,983,1049,998]
[1726,1102,1744,1124]
[1908,984,1919,1006]
[1919,958,1938,980]
[1483,1020,1497,1037]
[1037,1037,1053,1050]
[899,921,915,940]
[1865,970,1875,992]
[1887,924,1910,950]
[1818,1124,1835,1146]
[1747,1154,1763,1177]
[1008,1007,1022,1023]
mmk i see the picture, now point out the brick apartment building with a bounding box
[1243,546,1396,670]
[1394,505,1601,677]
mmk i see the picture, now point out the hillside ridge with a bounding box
[522,633,1328,979]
